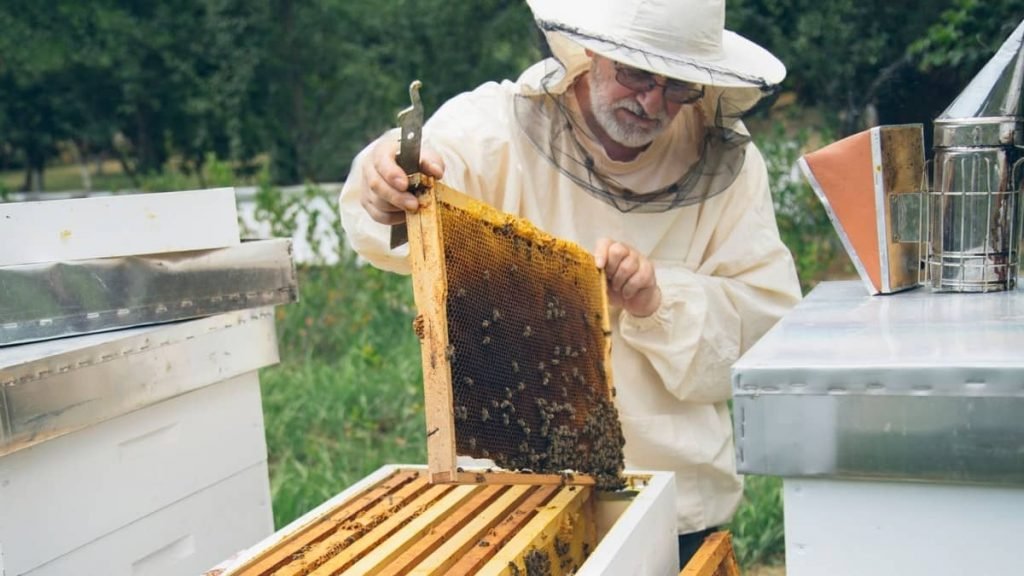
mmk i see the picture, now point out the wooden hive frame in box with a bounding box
[406,176,625,490]
[679,531,741,576]
[214,467,596,575]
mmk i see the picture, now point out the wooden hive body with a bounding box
[405,178,625,490]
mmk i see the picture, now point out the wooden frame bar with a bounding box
[476,485,595,576]
[406,177,459,482]
[679,531,741,576]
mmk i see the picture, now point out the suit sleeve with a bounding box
[617,145,802,404]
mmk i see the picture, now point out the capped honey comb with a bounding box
[406,177,625,490]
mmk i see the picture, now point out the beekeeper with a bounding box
[339,0,801,566]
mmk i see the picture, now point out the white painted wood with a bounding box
[0,371,268,575]
[0,188,240,267]
[580,470,678,576]
[784,478,1024,576]
[26,462,272,576]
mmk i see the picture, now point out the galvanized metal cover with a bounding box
[0,238,297,346]
[733,281,1024,484]
[0,308,279,457]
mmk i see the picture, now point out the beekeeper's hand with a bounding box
[361,136,445,225]
[594,238,662,318]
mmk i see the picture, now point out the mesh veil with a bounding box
[514,28,779,213]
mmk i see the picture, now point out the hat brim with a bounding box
[538,21,785,89]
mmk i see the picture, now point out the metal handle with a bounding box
[390,80,425,249]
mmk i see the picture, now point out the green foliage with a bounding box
[132,154,242,192]
[136,170,200,193]
[757,122,853,292]
[265,0,540,183]
[728,0,1022,134]
[910,0,1023,73]
[729,0,945,124]
[0,0,272,186]
[3,0,1020,186]
[260,264,424,527]
[729,476,786,566]
[249,176,344,269]
[204,153,238,188]
[0,0,541,189]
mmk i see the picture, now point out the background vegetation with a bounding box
[1,0,1020,192]
[2,0,1021,569]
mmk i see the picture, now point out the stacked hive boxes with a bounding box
[0,189,297,576]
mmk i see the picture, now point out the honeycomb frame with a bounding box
[406,177,624,489]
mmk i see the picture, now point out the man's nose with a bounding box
[636,85,665,117]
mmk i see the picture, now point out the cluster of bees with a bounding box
[508,535,578,576]
[521,548,553,576]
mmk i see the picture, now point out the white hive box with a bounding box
[733,281,1024,576]
[0,188,240,267]
[783,478,1024,576]
[0,310,280,576]
[206,465,679,575]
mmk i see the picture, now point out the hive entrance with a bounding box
[407,178,625,490]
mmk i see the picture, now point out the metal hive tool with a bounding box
[406,177,625,491]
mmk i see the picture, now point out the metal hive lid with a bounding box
[935,18,1024,147]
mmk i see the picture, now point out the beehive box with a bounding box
[405,177,625,490]
[205,465,679,576]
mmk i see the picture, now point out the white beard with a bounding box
[588,62,670,148]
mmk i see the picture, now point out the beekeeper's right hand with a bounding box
[360,136,445,225]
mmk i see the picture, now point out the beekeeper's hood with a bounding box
[515,0,785,212]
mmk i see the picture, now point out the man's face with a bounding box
[587,56,684,148]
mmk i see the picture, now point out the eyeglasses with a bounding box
[613,63,705,105]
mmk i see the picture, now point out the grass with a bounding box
[0,153,265,194]
[259,262,427,528]
[2,159,140,193]
[730,476,786,566]
[260,349,426,527]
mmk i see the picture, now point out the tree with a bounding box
[728,1,1023,137]
[265,0,539,184]
[2,1,1020,191]
[0,1,85,191]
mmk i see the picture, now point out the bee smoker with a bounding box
[924,19,1024,292]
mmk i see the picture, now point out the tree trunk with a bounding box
[71,139,92,193]
[113,145,141,189]
[22,144,46,198]
[270,0,302,184]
